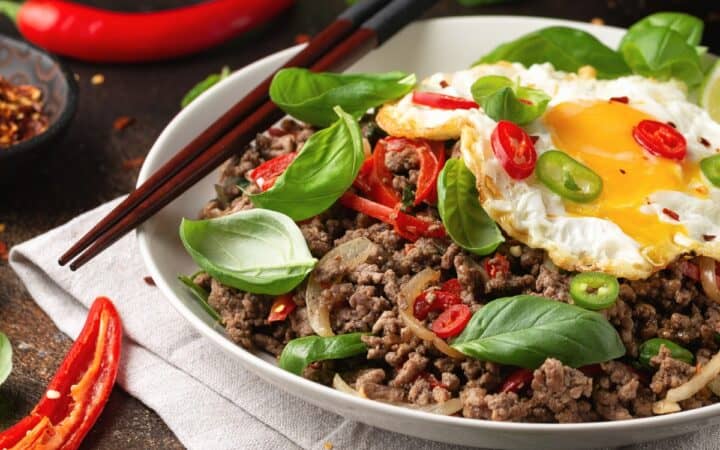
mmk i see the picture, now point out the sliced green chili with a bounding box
[569,272,619,310]
[700,154,720,187]
[638,338,694,369]
[536,150,603,203]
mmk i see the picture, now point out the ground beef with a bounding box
[197,119,720,423]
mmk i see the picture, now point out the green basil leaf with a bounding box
[619,18,704,87]
[181,66,230,108]
[475,27,630,79]
[437,159,504,256]
[279,333,367,375]
[250,106,364,221]
[451,295,625,368]
[179,209,317,295]
[622,12,704,47]
[178,274,221,322]
[470,75,550,124]
[0,332,11,387]
[270,68,416,127]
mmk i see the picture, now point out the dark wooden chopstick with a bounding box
[58,0,392,267]
[65,0,439,270]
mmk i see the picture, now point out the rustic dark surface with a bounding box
[0,0,717,448]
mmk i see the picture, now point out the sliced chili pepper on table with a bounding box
[248,152,297,191]
[0,0,294,63]
[267,294,296,323]
[0,297,122,450]
[412,91,479,110]
[632,120,687,161]
[491,120,537,180]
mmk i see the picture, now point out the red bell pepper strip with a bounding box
[369,138,403,207]
[248,152,297,191]
[339,192,445,242]
[0,0,294,63]
[412,91,479,110]
[0,297,122,450]
[267,294,296,323]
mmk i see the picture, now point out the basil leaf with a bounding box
[619,16,704,87]
[270,68,416,127]
[451,295,625,368]
[181,66,230,108]
[279,333,367,375]
[0,332,11,387]
[622,12,704,47]
[179,209,317,295]
[250,106,364,221]
[471,75,550,124]
[178,275,221,322]
[475,27,630,79]
[437,159,504,256]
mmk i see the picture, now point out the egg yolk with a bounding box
[544,100,704,260]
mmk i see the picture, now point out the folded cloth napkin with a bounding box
[8,198,720,450]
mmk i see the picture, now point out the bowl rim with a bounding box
[0,34,78,160]
[136,14,720,436]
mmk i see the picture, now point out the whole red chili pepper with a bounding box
[0,297,122,450]
[0,0,294,63]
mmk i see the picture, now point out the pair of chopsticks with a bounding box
[59,0,439,270]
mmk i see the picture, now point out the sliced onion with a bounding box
[332,374,463,415]
[698,256,720,304]
[306,237,376,336]
[653,348,720,414]
[398,268,464,359]
[708,376,720,397]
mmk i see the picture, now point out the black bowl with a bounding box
[0,34,78,183]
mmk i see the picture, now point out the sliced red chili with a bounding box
[632,120,687,161]
[0,297,122,450]
[500,368,534,394]
[485,254,510,279]
[370,138,403,207]
[353,156,375,193]
[248,152,297,191]
[412,91,479,110]
[413,284,462,320]
[441,278,462,297]
[609,96,629,104]
[491,120,537,180]
[339,192,445,242]
[432,303,472,339]
[268,294,296,323]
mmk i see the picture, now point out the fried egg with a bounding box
[377,63,720,279]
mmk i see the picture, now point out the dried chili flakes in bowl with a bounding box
[0,76,49,148]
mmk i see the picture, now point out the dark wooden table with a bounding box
[0,0,717,448]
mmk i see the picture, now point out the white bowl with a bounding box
[137,16,720,449]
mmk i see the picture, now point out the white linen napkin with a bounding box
[8,198,720,450]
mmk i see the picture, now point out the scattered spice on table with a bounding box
[91,73,105,85]
[113,115,134,131]
[143,276,156,286]
[122,156,145,170]
[294,33,311,44]
[0,76,48,148]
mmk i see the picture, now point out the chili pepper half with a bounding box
[268,294,296,323]
[569,271,619,310]
[491,120,537,180]
[0,297,122,450]
[535,150,603,203]
[632,120,687,161]
[0,0,293,63]
[412,91,479,110]
[701,154,720,187]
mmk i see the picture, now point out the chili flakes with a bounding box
[0,77,49,148]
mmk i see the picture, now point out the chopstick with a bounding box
[63,0,439,270]
[58,0,392,267]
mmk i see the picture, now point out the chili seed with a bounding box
[91,74,105,85]
[113,116,134,131]
[591,17,605,25]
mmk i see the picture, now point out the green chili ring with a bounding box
[535,150,603,203]
[569,271,620,310]
[700,154,720,187]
